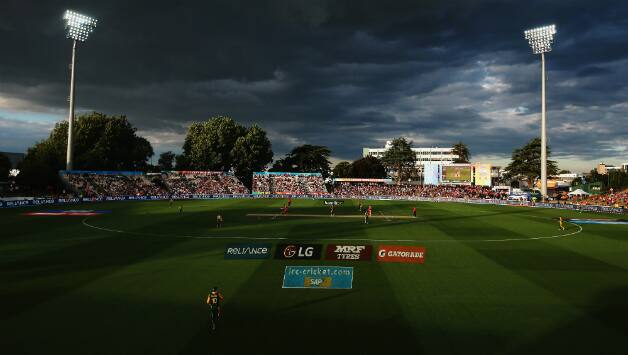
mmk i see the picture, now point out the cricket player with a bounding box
[206,286,224,331]
[216,214,223,228]
[559,216,565,231]
[412,207,417,218]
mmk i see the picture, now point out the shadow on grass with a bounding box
[181,218,422,354]
[0,236,188,320]
[446,221,628,344]
[509,286,628,354]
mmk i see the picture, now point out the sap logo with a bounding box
[284,245,315,258]
[334,245,366,254]
[310,278,323,286]
[304,277,332,288]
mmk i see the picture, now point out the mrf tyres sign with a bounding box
[376,245,425,264]
[325,244,372,261]
[275,244,322,260]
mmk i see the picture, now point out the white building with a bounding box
[362,141,458,166]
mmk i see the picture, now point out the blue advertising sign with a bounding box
[224,243,273,259]
[282,266,354,289]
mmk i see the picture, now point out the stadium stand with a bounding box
[252,172,328,195]
[332,181,506,199]
[61,171,169,197]
[49,170,628,211]
[162,171,249,195]
[61,170,249,197]
[566,189,627,208]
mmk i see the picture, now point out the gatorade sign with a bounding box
[376,245,425,264]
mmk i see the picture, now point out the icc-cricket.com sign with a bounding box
[282,266,354,289]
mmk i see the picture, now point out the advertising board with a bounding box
[282,266,354,289]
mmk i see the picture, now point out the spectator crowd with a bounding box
[63,173,169,198]
[565,190,627,208]
[53,171,627,210]
[252,173,328,195]
[163,172,248,195]
[332,182,506,200]
[62,171,248,197]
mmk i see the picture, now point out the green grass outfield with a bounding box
[1,198,628,354]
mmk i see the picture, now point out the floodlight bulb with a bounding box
[64,9,97,42]
[524,24,556,54]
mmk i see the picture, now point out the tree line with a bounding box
[8,111,614,192]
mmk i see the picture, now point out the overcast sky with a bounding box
[1,0,627,172]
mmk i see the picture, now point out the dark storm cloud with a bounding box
[1,0,627,171]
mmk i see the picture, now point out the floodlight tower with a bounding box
[63,10,97,170]
[524,24,556,200]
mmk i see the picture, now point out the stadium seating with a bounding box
[61,170,249,197]
[61,172,169,197]
[252,172,328,195]
[332,182,506,199]
[162,171,249,195]
[57,170,625,208]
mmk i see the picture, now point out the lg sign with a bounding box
[275,244,322,260]
[283,245,314,258]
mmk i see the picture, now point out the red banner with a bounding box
[376,245,425,264]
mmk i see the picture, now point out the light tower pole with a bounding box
[524,24,556,201]
[63,10,97,170]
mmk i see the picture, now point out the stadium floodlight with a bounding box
[524,25,556,55]
[64,10,97,42]
[524,24,556,201]
[63,10,97,171]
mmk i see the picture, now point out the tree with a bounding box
[231,125,274,189]
[381,137,417,183]
[18,112,154,189]
[332,161,352,178]
[271,145,332,178]
[350,156,387,178]
[0,153,11,181]
[586,169,628,191]
[179,116,247,170]
[157,151,176,170]
[177,117,273,188]
[504,137,558,184]
[452,141,470,163]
